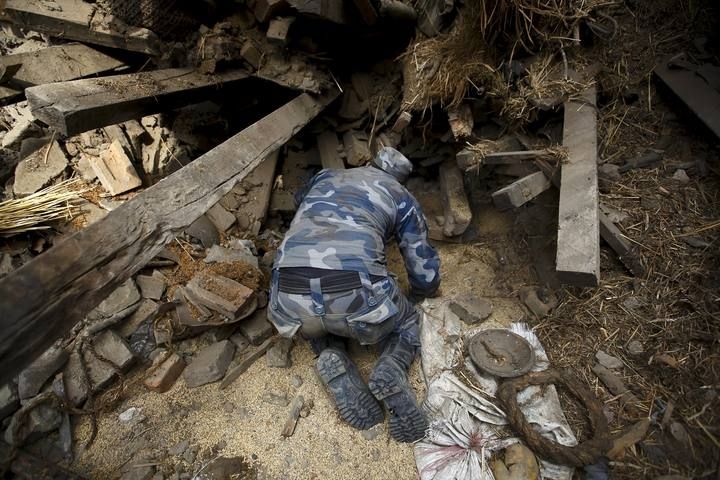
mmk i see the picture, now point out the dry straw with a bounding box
[0,179,87,235]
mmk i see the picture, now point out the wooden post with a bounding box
[0,91,338,385]
[556,83,600,287]
[26,69,250,136]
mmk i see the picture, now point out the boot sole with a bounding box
[368,362,428,443]
[317,349,384,430]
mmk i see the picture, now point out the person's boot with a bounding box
[316,347,384,430]
[368,336,428,442]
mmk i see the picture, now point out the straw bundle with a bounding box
[0,179,87,235]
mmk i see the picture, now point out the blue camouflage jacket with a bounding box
[274,166,440,297]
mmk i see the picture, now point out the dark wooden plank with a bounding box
[26,68,250,136]
[0,0,161,55]
[0,91,338,386]
[556,83,600,287]
[0,43,124,94]
[491,171,551,211]
[654,55,720,141]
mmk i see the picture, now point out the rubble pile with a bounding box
[0,0,718,478]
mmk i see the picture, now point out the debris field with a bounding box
[0,0,718,479]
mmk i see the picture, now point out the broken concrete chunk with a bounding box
[391,112,412,133]
[86,330,135,390]
[183,340,235,388]
[240,41,263,70]
[0,383,19,421]
[185,271,255,319]
[63,351,90,407]
[91,139,142,195]
[596,350,624,370]
[97,279,141,317]
[136,271,167,300]
[447,104,473,140]
[186,214,220,248]
[144,352,186,393]
[230,332,250,353]
[238,308,273,346]
[267,17,294,44]
[342,130,372,167]
[207,203,237,233]
[18,345,69,400]
[439,161,471,237]
[119,299,158,338]
[204,245,258,268]
[13,140,67,196]
[266,337,293,368]
[76,154,98,182]
[626,341,644,356]
[448,295,493,324]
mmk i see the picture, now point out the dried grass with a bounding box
[0,179,87,235]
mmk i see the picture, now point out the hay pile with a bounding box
[402,0,608,117]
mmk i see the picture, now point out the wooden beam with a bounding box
[26,68,250,136]
[535,158,644,278]
[317,131,345,169]
[0,91,338,386]
[0,0,162,55]
[556,83,600,287]
[654,55,720,141]
[482,150,547,165]
[491,171,551,211]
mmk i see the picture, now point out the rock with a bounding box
[78,200,107,226]
[119,407,145,424]
[598,163,621,181]
[186,214,220,248]
[290,375,303,388]
[240,41,262,70]
[91,139,142,195]
[266,337,293,368]
[204,244,258,268]
[595,350,623,369]
[198,456,250,479]
[136,271,167,300]
[0,383,19,420]
[183,341,235,388]
[223,402,235,413]
[13,141,67,196]
[97,279,141,317]
[237,308,273,345]
[672,169,690,183]
[262,391,289,406]
[519,287,558,318]
[207,203,236,233]
[183,445,199,464]
[168,439,189,456]
[185,272,255,319]
[682,236,711,248]
[491,444,540,480]
[18,345,69,400]
[267,17,294,44]
[448,295,493,324]
[361,424,383,441]
[627,340,644,356]
[19,136,50,159]
[119,299,159,338]
[63,351,90,406]
[4,394,63,446]
[0,254,14,278]
[230,332,250,352]
[208,324,239,343]
[342,130,372,167]
[447,104,473,140]
[144,352,186,393]
[439,161,471,236]
[86,330,136,390]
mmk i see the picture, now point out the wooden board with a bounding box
[491,171,551,211]
[0,0,161,55]
[317,131,345,169]
[26,68,249,136]
[654,56,720,141]
[0,91,338,385]
[556,84,600,287]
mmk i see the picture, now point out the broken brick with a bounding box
[144,353,186,393]
[185,271,255,319]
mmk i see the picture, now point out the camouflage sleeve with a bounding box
[394,191,441,298]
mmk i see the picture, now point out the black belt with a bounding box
[278,267,385,294]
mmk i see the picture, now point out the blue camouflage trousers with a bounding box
[268,270,420,348]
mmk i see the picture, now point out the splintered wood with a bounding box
[556,83,600,287]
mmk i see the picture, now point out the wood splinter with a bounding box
[281,395,305,437]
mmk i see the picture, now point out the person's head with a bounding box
[373,147,413,183]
